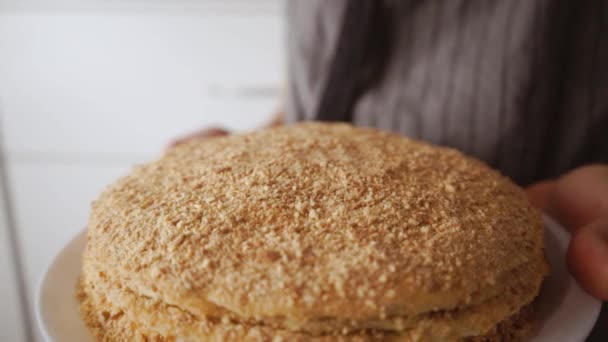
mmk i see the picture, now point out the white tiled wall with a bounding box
[0,2,283,340]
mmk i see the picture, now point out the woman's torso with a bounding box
[285,0,608,185]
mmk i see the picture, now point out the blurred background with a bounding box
[0,0,283,340]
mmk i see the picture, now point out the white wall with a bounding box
[0,11,283,158]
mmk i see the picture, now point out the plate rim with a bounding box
[36,228,88,342]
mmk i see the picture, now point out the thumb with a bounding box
[567,218,608,300]
[526,180,556,213]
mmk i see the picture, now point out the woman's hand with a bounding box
[167,128,229,150]
[168,111,284,150]
[527,164,608,299]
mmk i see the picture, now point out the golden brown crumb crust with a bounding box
[83,123,547,339]
[77,275,536,342]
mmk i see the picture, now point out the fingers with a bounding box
[168,128,229,150]
[526,180,556,212]
[567,218,608,300]
[551,165,608,231]
[527,165,608,300]
[269,111,284,127]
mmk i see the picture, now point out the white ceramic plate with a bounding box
[37,217,601,342]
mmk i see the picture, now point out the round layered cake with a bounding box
[79,123,548,341]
